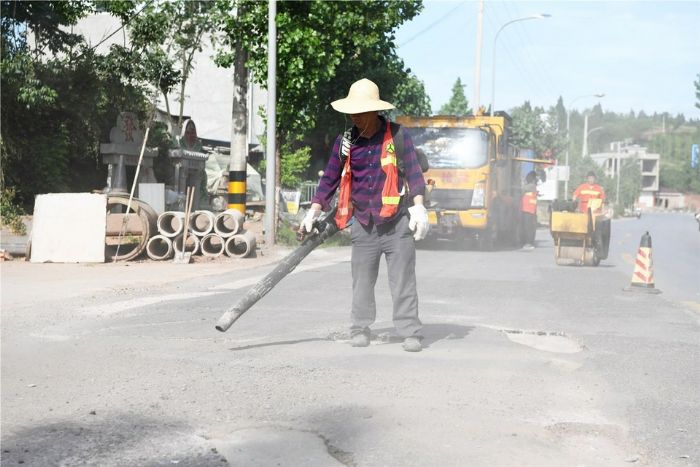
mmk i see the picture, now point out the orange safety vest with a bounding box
[521,191,538,214]
[335,121,400,229]
[573,183,605,213]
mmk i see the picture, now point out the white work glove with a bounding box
[408,204,429,241]
[300,206,321,234]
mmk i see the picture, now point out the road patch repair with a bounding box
[500,328,584,353]
[455,321,585,354]
[209,425,351,466]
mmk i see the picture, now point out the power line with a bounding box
[398,1,468,47]
[496,3,555,105]
[486,6,550,109]
[505,1,561,101]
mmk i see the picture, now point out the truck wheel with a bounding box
[593,219,611,260]
[478,225,497,251]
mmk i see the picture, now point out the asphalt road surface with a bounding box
[2,212,698,466]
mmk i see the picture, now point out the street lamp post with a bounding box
[583,121,603,158]
[564,93,605,199]
[490,14,550,117]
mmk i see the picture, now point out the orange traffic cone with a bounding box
[624,231,661,294]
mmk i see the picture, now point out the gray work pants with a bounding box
[350,214,422,338]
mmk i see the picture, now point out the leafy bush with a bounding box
[281,146,312,189]
[260,144,312,189]
[0,187,27,235]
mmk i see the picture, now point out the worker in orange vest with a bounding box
[573,171,606,214]
[520,171,538,250]
[300,79,428,352]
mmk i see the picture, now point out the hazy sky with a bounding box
[395,1,699,118]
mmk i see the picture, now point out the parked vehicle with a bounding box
[397,111,550,249]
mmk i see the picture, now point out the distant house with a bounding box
[656,190,686,210]
[72,13,267,146]
[590,142,661,209]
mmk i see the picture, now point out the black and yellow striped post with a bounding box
[228,169,246,214]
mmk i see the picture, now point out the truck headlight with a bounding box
[471,181,485,208]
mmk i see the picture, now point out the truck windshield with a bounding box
[410,127,489,169]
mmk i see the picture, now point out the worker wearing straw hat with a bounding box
[301,78,429,352]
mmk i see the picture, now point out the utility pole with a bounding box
[565,93,605,199]
[229,5,248,215]
[473,0,484,111]
[616,156,621,206]
[264,0,277,246]
[581,113,589,158]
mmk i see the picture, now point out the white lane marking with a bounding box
[209,275,264,291]
[210,256,351,291]
[75,253,351,316]
[85,292,220,316]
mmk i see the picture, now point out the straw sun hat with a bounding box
[330,78,395,114]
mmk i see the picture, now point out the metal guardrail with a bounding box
[299,181,318,204]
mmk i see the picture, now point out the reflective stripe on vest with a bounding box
[379,121,400,218]
[575,184,604,213]
[334,153,353,229]
[335,121,400,229]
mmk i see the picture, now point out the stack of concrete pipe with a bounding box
[146,209,256,260]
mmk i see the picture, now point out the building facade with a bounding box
[72,13,267,145]
[590,141,661,208]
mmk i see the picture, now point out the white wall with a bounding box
[73,13,266,143]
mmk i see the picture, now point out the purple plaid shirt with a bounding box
[312,117,426,227]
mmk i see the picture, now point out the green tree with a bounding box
[215,0,423,178]
[0,1,149,210]
[695,74,700,110]
[438,78,471,116]
[391,73,431,117]
[127,0,218,128]
[217,0,421,140]
[616,158,642,210]
[649,129,700,193]
[509,101,564,156]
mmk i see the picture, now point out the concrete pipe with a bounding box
[214,209,245,238]
[200,233,225,258]
[173,233,200,256]
[157,211,185,238]
[146,235,174,261]
[105,195,158,262]
[189,210,216,237]
[225,229,257,258]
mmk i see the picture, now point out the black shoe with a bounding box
[350,333,370,347]
[402,336,422,352]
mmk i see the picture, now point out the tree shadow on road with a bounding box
[0,414,227,466]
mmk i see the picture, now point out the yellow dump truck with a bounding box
[397,111,545,249]
[549,199,611,266]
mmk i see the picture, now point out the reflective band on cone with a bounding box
[624,231,661,294]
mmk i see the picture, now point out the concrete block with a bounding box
[30,193,106,263]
